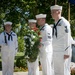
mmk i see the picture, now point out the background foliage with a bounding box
[0,0,75,52]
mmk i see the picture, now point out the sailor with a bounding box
[50,5,71,75]
[36,14,53,75]
[24,19,39,75]
[0,21,18,75]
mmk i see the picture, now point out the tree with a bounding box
[0,0,75,52]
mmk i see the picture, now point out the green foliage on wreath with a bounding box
[24,27,41,62]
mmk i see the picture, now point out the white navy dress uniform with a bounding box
[36,14,53,75]
[25,19,39,75]
[27,59,39,75]
[53,17,71,75]
[51,5,71,75]
[0,22,18,75]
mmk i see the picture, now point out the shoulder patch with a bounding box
[65,26,68,33]
[48,33,50,35]
[48,36,51,39]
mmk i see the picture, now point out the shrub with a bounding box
[18,37,25,52]
[16,56,27,70]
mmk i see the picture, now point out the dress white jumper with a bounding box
[52,17,71,75]
[39,23,53,75]
[0,31,18,75]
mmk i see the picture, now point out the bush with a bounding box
[16,56,27,70]
[18,37,25,52]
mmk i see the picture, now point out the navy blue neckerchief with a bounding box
[40,25,45,31]
[4,31,14,44]
[6,32,13,41]
[52,19,61,38]
[4,32,7,44]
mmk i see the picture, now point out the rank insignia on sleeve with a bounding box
[65,26,68,33]
[48,36,51,39]
[48,33,50,35]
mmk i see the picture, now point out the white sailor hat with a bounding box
[50,5,62,10]
[28,19,37,23]
[36,14,46,19]
[4,21,12,26]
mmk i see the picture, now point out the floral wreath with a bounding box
[24,26,41,62]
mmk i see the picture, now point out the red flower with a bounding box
[31,27,42,42]
[31,27,38,32]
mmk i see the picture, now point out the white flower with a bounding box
[26,45,29,47]
[31,44,33,47]
[29,38,32,42]
[31,30,34,32]
[31,34,35,39]
[32,35,36,38]
[25,55,29,59]
[31,41,35,45]
[24,36,27,39]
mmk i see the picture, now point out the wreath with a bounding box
[24,27,41,62]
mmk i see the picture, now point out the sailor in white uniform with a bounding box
[36,14,53,75]
[25,19,39,75]
[50,5,72,75]
[0,21,18,75]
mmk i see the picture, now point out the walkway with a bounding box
[0,71,42,75]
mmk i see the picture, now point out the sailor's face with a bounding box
[5,24,12,32]
[37,18,45,26]
[51,10,59,19]
[29,23,36,29]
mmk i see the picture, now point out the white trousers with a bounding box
[1,54,15,75]
[53,52,71,75]
[27,58,39,75]
[53,52,64,75]
[39,52,52,75]
[64,58,71,75]
[64,50,72,75]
